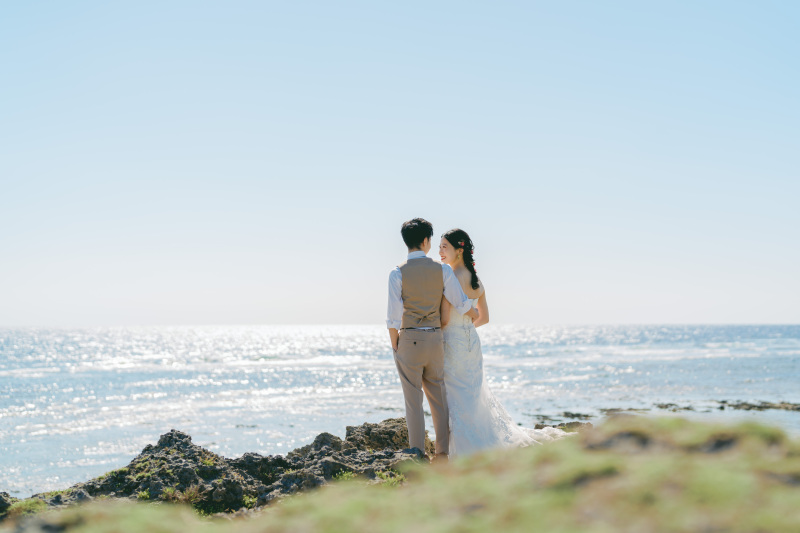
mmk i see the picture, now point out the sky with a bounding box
[1,1,798,326]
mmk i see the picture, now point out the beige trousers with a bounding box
[393,329,449,455]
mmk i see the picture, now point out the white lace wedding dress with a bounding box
[443,298,569,457]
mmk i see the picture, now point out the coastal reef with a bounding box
[4,415,800,532]
[717,400,800,412]
[0,418,444,521]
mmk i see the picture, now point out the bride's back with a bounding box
[455,267,484,300]
[441,266,484,328]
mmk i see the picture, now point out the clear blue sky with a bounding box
[1,1,798,326]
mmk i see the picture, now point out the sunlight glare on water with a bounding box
[1,325,798,497]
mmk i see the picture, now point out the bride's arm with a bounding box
[473,292,489,328]
[440,298,451,327]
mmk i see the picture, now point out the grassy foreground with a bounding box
[5,415,800,532]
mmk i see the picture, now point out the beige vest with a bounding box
[399,257,444,328]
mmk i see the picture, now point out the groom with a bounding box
[386,218,478,462]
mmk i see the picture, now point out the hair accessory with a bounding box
[458,240,465,247]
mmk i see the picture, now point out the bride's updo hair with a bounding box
[442,229,480,290]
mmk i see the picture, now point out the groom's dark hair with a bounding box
[401,218,434,250]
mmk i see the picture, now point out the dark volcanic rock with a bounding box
[655,403,695,412]
[0,492,17,514]
[535,421,593,432]
[344,417,435,456]
[562,412,594,420]
[229,453,290,486]
[718,400,800,412]
[288,432,343,458]
[69,429,242,513]
[3,419,430,521]
[3,415,586,522]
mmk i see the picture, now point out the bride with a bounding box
[438,229,569,457]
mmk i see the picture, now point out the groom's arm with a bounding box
[387,268,403,351]
[442,264,479,320]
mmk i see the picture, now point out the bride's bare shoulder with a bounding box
[473,279,486,299]
[455,269,485,298]
[454,269,472,288]
[455,267,474,282]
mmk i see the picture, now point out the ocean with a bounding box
[1,324,798,498]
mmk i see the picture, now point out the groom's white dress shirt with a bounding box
[386,251,473,330]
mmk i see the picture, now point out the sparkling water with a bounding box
[1,325,798,497]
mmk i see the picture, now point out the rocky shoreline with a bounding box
[4,401,798,525]
[528,399,800,424]
[4,398,798,522]
[1,418,588,523]
[5,412,800,532]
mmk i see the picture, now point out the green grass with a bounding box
[181,485,201,505]
[97,467,129,482]
[39,489,70,498]
[3,499,48,520]
[7,501,217,533]
[375,471,405,488]
[333,471,356,481]
[136,490,150,501]
[242,495,257,509]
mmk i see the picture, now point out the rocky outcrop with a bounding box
[2,418,434,520]
[5,416,800,533]
[536,421,593,432]
[654,403,695,412]
[343,418,436,456]
[1,416,587,522]
[717,400,800,412]
[0,492,18,514]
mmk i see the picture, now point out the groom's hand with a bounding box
[466,307,479,321]
[389,328,400,352]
